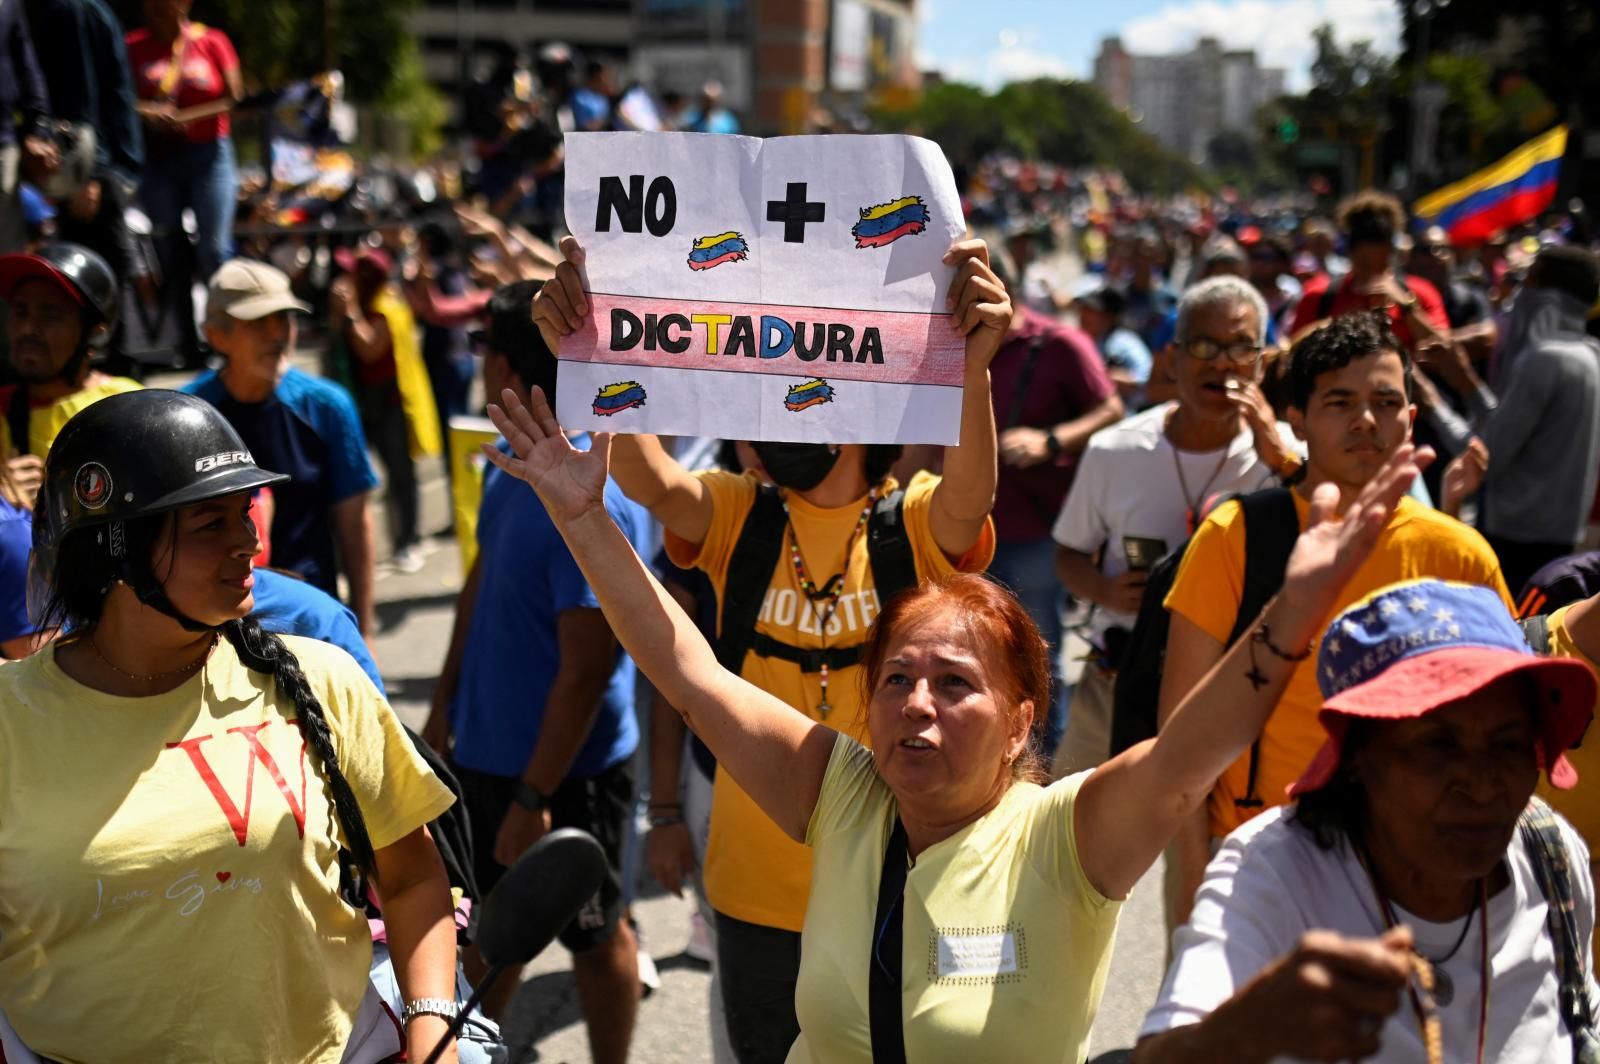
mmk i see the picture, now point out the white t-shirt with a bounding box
[1050,401,1297,644]
[1141,805,1599,1063]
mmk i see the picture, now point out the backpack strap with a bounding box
[1517,796,1598,1054]
[866,488,917,608]
[868,818,911,1064]
[714,484,788,675]
[1230,488,1301,808]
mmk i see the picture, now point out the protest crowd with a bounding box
[3,3,1600,1063]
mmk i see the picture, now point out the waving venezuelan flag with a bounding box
[1414,126,1567,243]
[852,196,930,249]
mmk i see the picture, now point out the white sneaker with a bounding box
[686,909,715,965]
[392,545,425,573]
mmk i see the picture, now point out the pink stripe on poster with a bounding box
[563,292,966,387]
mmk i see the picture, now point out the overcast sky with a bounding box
[919,0,1403,92]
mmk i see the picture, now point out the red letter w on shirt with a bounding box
[168,721,310,846]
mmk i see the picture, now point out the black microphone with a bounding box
[422,827,609,1064]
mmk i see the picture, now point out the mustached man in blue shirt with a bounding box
[185,259,380,635]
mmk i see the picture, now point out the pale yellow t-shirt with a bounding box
[788,735,1121,1063]
[0,635,455,1063]
[1165,494,1511,837]
[0,374,143,457]
[665,469,995,932]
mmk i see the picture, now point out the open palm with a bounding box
[1281,442,1433,618]
[483,386,612,525]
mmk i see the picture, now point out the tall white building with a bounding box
[1094,36,1286,164]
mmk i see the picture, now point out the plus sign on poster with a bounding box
[556,132,966,444]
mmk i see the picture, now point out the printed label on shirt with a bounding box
[935,931,1018,978]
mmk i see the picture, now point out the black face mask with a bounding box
[752,442,841,492]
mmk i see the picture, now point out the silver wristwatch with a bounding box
[401,997,462,1024]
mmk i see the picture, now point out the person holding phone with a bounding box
[1052,276,1301,777]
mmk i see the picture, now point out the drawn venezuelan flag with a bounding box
[1414,126,1567,244]
[592,381,648,416]
[687,231,750,271]
[852,196,930,249]
[784,378,835,412]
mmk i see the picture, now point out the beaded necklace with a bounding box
[781,485,879,717]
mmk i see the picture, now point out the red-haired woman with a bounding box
[481,378,1432,1060]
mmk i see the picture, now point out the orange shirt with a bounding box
[1165,494,1510,837]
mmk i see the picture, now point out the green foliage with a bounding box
[874,78,1207,194]
[1411,0,1597,122]
[378,40,448,159]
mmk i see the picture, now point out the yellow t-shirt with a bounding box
[665,469,995,931]
[788,735,1121,1063]
[0,635,455,1063]
[1536,605,1600,846]
[1165,494,1511,837]
[0,374,143,457]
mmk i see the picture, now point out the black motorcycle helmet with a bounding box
[33,390,288,631]
[0,241,121,347]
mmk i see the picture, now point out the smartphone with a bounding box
[1122,535,1169,573]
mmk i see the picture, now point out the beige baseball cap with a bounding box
[207,259,312,320]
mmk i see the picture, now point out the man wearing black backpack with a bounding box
[1159,310,1511,928]
[530,234,1003,1064]
[1052,276,1299,777]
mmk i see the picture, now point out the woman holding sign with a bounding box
[535,235,1000,1061]
[497,241,1436,1061]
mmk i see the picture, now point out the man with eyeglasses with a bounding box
[1158,309,1509,928]
[185,258,379,634]
[1051,276,1301,778]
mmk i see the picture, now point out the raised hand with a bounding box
[482,386,612,526]
[531,236,589,355]
[944,239,1012,372]
[1281,442,1434,620]
[1440,437,1489,519]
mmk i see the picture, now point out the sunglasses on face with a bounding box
[1184,337,1262,364]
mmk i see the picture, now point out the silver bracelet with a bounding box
[401,997,462,1024]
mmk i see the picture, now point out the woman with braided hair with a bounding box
[0,390,462,1062]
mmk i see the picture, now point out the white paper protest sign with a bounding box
[555,132,966,444]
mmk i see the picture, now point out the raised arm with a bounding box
[929,240,1008,557]
[530,235,715,545]
[1073,443,1432,900]
[483,387,836,842]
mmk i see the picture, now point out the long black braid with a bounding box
[221,614,377,878]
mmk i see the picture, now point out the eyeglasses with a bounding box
[1183,337,1262,364]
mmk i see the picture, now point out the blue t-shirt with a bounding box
[570,87,611,131]
[249,567,384,694]
[184,368,378,596]
[450,436,645,779]
[0,496,33,646]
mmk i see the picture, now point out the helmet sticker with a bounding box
[74,462,112,509]
[195,450,253,473]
